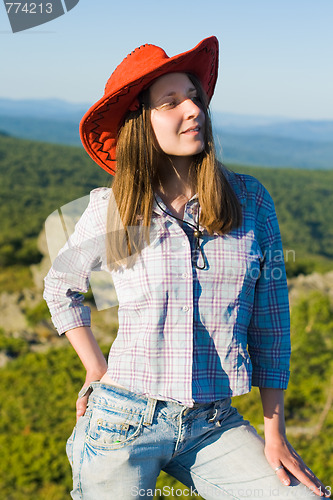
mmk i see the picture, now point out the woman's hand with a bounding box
[76,391,90,420]
[260,387,330,497]
[264,434,330,497]
[76,384,93,421]
[65,327,108,421]
[75,369,107,421]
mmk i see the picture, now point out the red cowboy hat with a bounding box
[80,36,219,175]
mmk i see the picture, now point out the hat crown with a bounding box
[105,44,168,96]
[80,36,219,174]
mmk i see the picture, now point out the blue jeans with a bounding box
[66,382,317,499]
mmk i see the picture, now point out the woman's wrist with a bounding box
[264,427,287,445]
[84,367,107,385]
[260,387,287,441]
[78,368,107,399]
[263,413,287,441]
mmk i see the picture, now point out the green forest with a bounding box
[1,291,332,499]
[1,134,333,274]
[0,134,332,499]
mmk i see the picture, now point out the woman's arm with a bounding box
[260,387,330,497]
[43,191,112,420]
[66,326,108,420]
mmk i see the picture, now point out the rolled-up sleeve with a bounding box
[43,191,104,335]
[248,195,291,389]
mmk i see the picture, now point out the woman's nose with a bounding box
[182,98,202,119]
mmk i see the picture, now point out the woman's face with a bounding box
[149,72,205,158]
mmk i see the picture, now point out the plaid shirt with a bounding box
[44,171,291,407]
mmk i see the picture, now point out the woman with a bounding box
[44,36,330,499]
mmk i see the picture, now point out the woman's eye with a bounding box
[158,100,177,110]
[191,95,200,104]
[154,95,200,111]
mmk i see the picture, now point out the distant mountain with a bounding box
[214,130,333,169]
[212,112,289,128]
[0,115,80,145]
[0,97,89,121]
[0,97,332,169]
[212,112,333,143]
[0,97,88,145]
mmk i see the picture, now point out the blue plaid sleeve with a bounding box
[248,189,291,389]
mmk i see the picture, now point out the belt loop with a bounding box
[208,408,218,423]
[143,397,157,426]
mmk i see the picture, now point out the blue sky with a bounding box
[1,0,332,119]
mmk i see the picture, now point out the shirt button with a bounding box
[183,305,189,312]
[182,241,187,246]
[181,273,188,279]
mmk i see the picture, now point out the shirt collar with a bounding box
[152,193,199,217]
[151,168,246,221]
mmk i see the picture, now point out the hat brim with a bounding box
[80,36,219,174]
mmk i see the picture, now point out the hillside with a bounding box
[0,227,332,499]
[0,135,109,266]
[234,164,333,274]
[215,129,333,169]
[1,135,332,274]
[0,114,80,145]
[1,296,331,500]
[0,97,332,168]
[0,133,332,498]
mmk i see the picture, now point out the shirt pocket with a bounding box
[86,407,144,451]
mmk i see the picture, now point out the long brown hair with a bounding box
[106,73,242,270]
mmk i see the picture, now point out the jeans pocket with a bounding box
[86,407,144,451]
[66,424,77,467]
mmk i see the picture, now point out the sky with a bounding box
[0,0,332,119]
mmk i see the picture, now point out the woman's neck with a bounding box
[155,156,195,219]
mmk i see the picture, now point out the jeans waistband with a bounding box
[88,381,230,426]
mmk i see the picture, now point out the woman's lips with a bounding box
[182,126,201,134]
